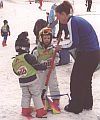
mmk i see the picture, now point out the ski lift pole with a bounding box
[41,33,61,99]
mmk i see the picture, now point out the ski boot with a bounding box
[22,107,33,117]
[36,108,47,118]
[52,99,61,114]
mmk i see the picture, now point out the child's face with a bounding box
[42,35,51,45]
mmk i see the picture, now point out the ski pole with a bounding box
[49,19,58,29]
[47,93,71,101]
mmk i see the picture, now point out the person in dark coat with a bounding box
[86,0,92,12]
[55,1,100,114]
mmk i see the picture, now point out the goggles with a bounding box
[41,28,52,35]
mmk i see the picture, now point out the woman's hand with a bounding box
[55,45,62,52]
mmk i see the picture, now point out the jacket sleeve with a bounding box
[1,29,2,35]
[7,25,10,32]
[24,54,47,70]
[7,25,10,35]
[31,47,38,57]
[33,23,37,36]
[1,26,3,35]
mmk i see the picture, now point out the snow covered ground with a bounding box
[0,0,100,120]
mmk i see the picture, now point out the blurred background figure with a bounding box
[38,0,43,9]
[48,4,57,38]
[1,20,10,47]
[0,0,3,8]
[85,0,92,12]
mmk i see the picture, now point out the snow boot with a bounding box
[36,108,47,118]
[46,98,60,114]
[64,104,83,114]
[2,40,7,47]
[22,107,33,117]
[52,99,61,114]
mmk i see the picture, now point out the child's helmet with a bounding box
[39,27,52,43]
[3,20,8,24]
[15,32,30,53]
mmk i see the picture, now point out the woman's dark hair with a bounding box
[55,1,73,15]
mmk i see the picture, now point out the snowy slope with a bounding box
[0,1,100,120]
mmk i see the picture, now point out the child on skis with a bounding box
[1,20,10,47]
[31,27,60,112]
[12,31,47,118]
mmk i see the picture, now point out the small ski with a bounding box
[39,9,46,11]
[38,7,46,11]
[41,9,46,11]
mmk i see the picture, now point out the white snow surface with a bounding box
[0,0,100,120]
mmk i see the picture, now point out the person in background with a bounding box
[48,4,57,38]
[55,1,100,114]
[1,20,10,47]
[57,21,69,40]
[38,0,43,9]
[31,27,60,112]
[0,0,3,8]
[33,19,47,44]
[85,0,92,12]
[12,32,47,118]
